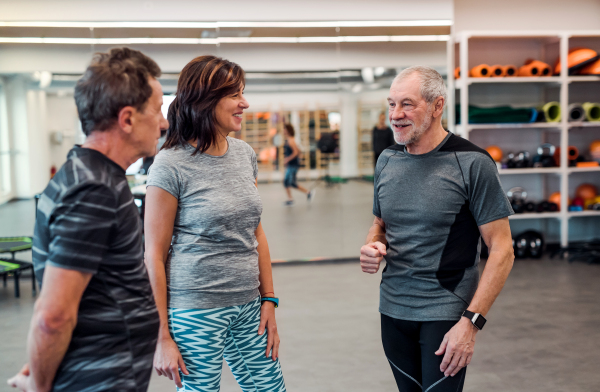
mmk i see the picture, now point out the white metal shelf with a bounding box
[457,123,561,133]
[568,76,600,83]
[567,167,600,174]
[568,121,600,129]
[568,211,600,218]
[455,77,561,88]
[509,212,561,220]
[451,30,600,247]
[499,168,562,175]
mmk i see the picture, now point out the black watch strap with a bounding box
[462,310,486,330]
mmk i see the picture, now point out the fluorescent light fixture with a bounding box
[0,20,452,29]
[0,35,450,45]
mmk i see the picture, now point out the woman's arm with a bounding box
[144,186,188,388]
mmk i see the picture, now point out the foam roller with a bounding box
[554,146,579,165]
[502,65,517,77]
[469,64,491,78]
[542,101,561,122]
[489,65,504,77]
[454,67,460,79]
[583,102,600,122]
[519,59,552,77]
[568,103,585,122]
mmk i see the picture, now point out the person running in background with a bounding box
[372,111,396,167]
[144,55,286,392]
[283,124,314,205]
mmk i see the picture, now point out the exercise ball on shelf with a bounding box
[485,145,503,162]
[575,183,598,201]
[549,192,569,211]
[591,140,600,162]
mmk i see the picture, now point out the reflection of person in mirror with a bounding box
[144,56,286,391]
[360,66,515,392]
[372,111,395,167]
[283,124,314,206]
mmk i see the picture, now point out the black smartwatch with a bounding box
[462,310,486,330]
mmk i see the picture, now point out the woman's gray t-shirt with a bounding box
[146,137,262,309]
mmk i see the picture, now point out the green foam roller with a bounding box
[583,102,600,122]
[542,102,561,123]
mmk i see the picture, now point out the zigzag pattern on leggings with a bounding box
[169,297,286,392]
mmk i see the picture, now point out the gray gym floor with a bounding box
[1,181,600,391]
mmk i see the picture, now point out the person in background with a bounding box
[283,123,314,205]
[372,111,396,167]
[360,66,514,392]
[7,47,166,392]
[144,55,286,392]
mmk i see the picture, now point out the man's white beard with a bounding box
[392,108,433,145]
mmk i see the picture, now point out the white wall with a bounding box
[0,0,452,21]
[454,0,600,32]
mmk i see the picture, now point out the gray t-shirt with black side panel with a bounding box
[373,132,513,322]
[146,137,262,309]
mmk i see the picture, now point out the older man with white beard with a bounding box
[360,66,515,392]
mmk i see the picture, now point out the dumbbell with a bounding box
[531,143,557,168]
[507,187,527,213]
[513,230,545,258]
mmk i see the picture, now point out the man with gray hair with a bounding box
[8,47,168,392]
[360,66,514,391]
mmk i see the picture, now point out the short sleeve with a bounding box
[47,183,117,274]
[372,155,385,218]
[146,151,181,199]
[467,154,514,226]
[250,147,258,179]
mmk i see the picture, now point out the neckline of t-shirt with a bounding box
[400,131,452,159]
[185,136,231,158]
[72,146,126,174]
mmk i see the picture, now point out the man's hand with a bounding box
[154,336,189,388]
[258,301,280,361]
[360,241,387,274]
[435,317,478,377]
[7,364,31,391]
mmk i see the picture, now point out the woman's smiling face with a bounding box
[214,86,249,135]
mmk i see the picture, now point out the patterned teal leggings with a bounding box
[168,296,286,392]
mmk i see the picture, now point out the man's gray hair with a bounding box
[393,66,447,107]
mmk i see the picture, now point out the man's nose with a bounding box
[391,106,405,120]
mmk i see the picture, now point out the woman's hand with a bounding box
[154,336,189,388]
[258,301,280,361]
[7,363,31,392]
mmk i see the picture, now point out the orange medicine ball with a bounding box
[575,183,598,201]
[549,192,570,211]
[485,145,503,162]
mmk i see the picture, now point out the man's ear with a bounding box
[433,97,445,118]
[117,106,135,135]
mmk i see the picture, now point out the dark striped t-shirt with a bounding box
[33,147,159,392]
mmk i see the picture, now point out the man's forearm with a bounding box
[467,246,514,317]
[366,222,387,245]
[27,314,75,391]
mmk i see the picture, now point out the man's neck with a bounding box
[405,122,448,155]
[82,131,139,170]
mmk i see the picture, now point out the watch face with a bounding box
[474,315,486,330]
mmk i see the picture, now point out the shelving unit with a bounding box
[239,108,339,182]
[450,31,600,247]
[356,101,388,176]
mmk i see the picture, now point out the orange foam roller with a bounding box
[469,64,491,78]
[580,58,600,75]
[518,59,552,77]
[489,65,504,77]
[502,65,517,77]
[454,67,461,79]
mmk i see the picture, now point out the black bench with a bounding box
[0,237,36,298]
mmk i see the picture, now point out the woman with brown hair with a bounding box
[144,55,286,392]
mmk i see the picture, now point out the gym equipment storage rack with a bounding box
[450,31,600,247]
